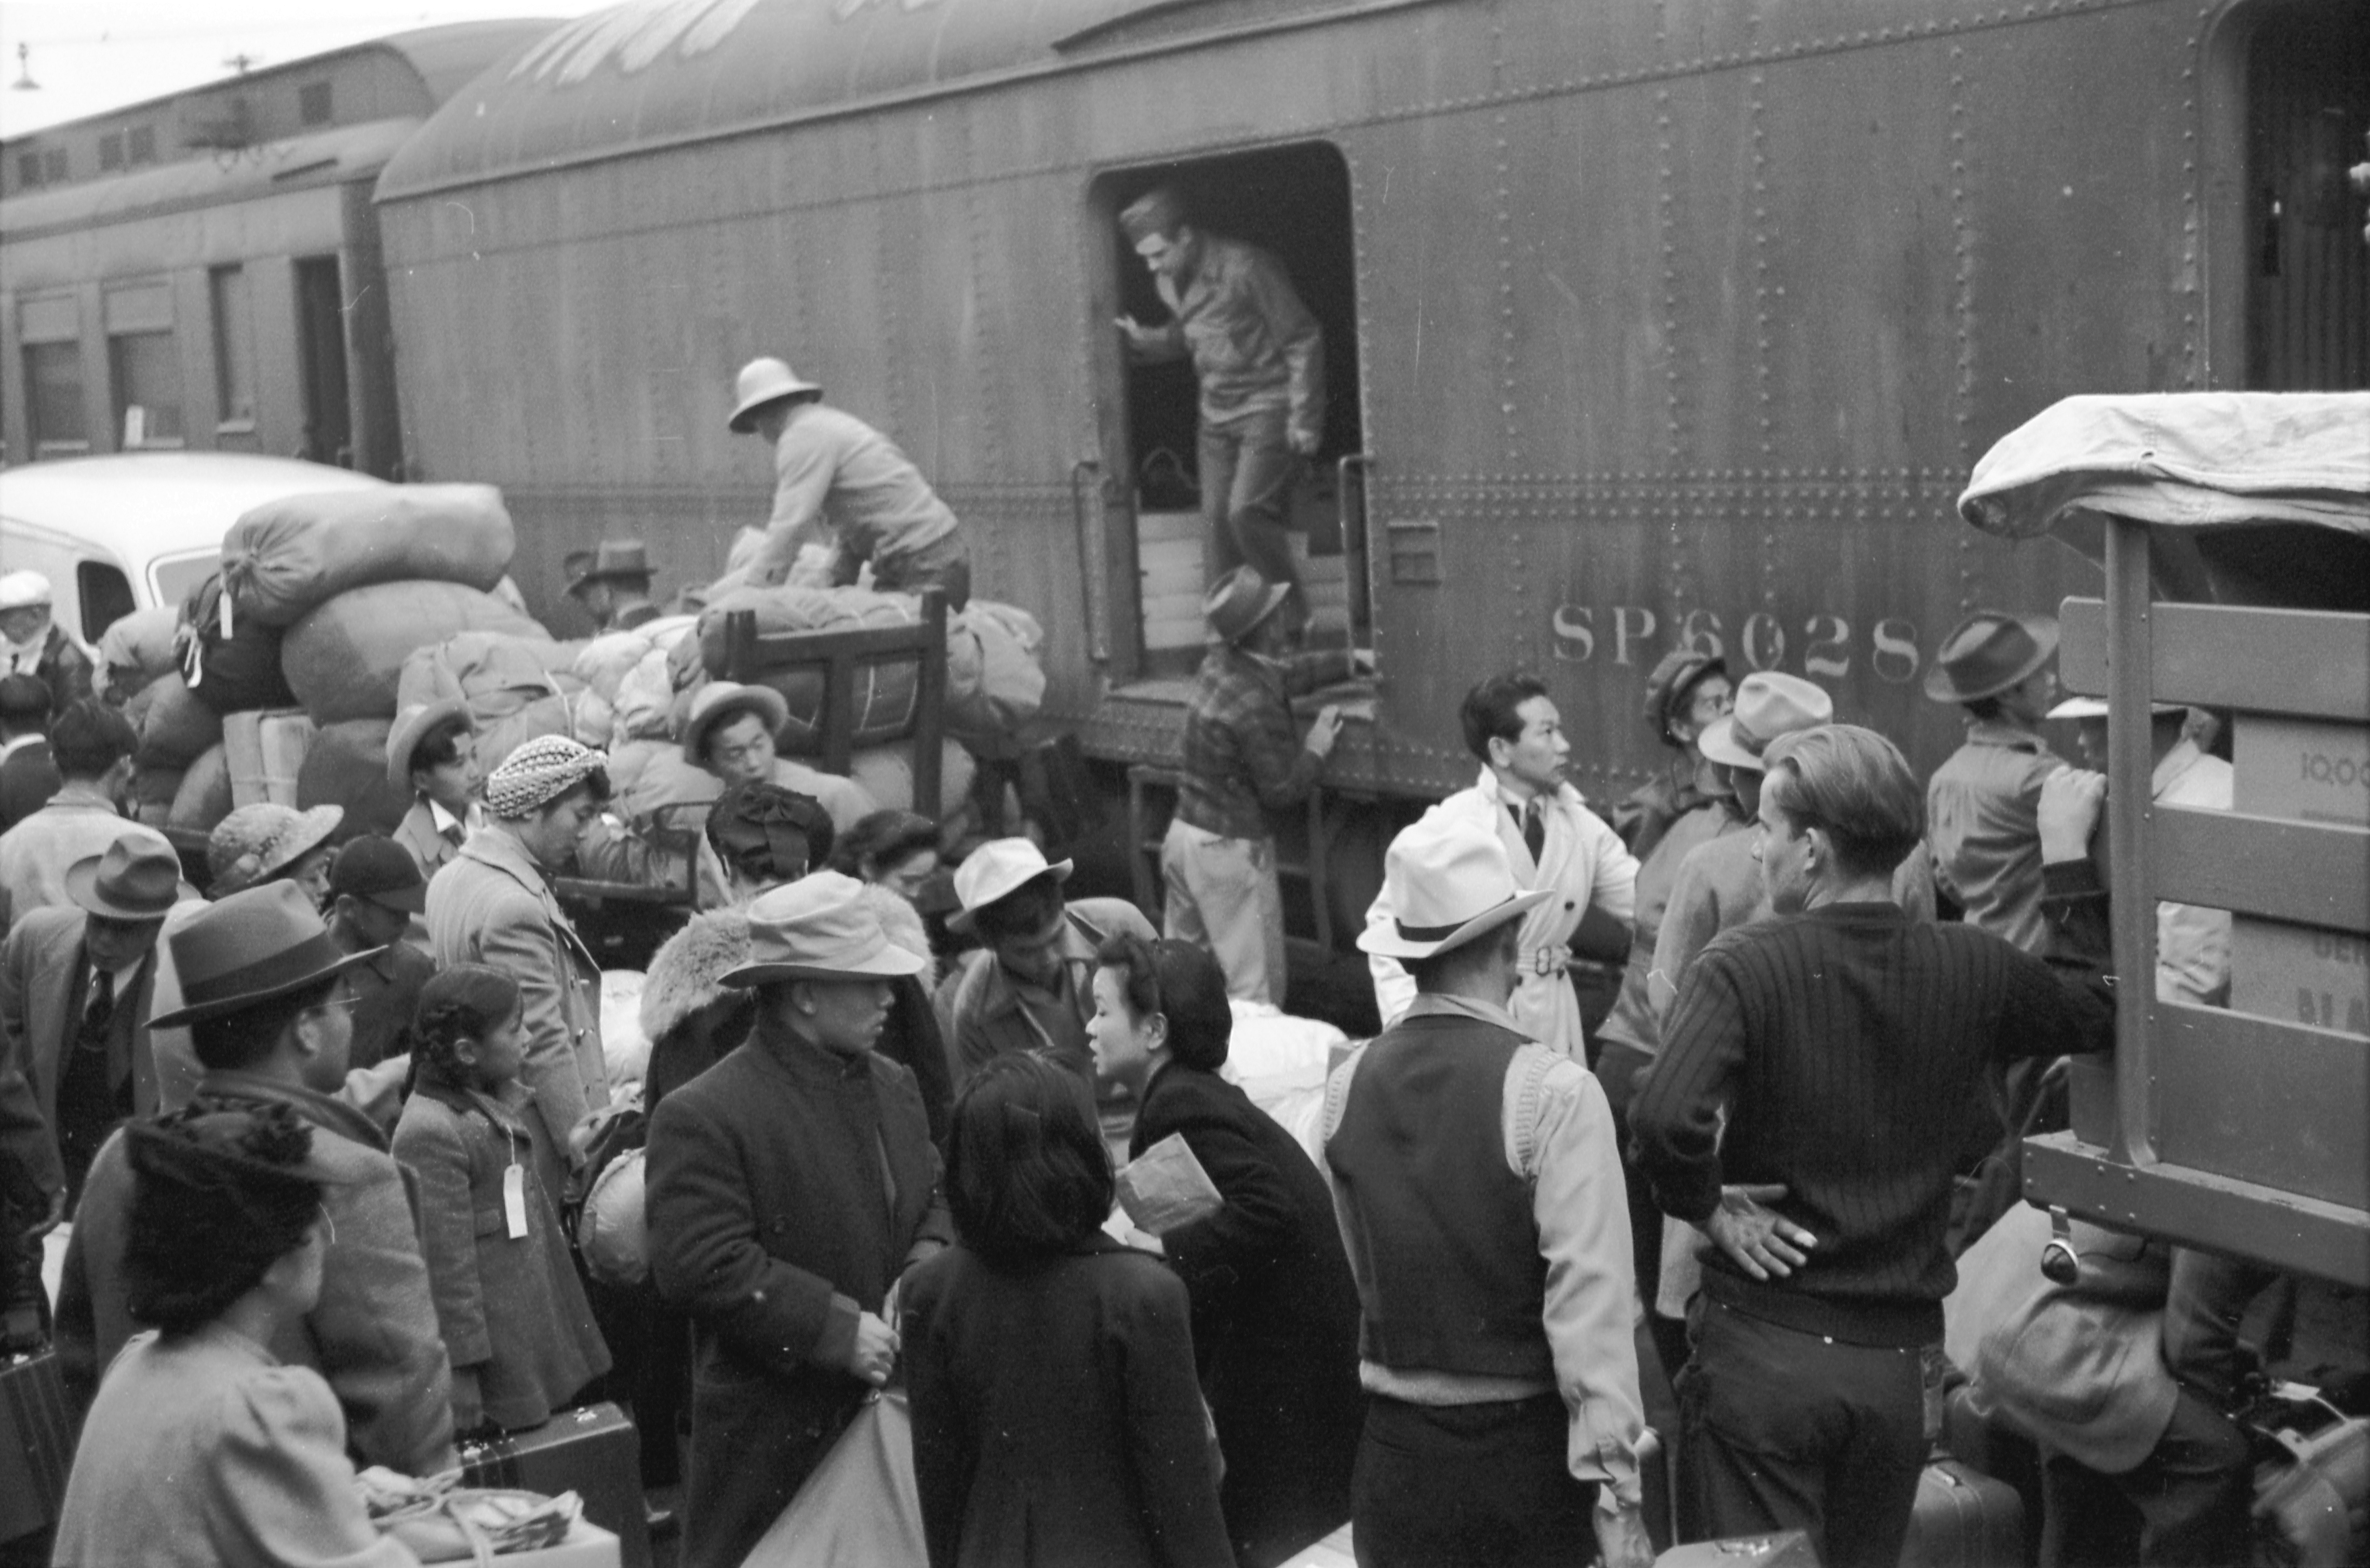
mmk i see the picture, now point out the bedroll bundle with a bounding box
[169,745,233,832]
[221,485,515,627]
[297,719,412,840]
[283,581,545,724]
[94,608,181,704]
[394,629,586,779]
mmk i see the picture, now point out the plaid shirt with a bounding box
[1176,643,1354,839]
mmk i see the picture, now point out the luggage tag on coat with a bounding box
[503,1162,529,1240]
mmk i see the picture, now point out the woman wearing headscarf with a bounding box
[1089,936,1363,1566]
[52,1097,420,1567]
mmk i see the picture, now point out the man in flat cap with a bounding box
[727,357,973,609]
[0,570,92,725]
[55,880,457,1476]
[1116,185,1325,601]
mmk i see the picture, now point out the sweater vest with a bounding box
[1328,1014,1552,1379]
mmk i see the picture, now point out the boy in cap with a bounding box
[647,871,950,1568]
[1115,186,1325,599]
[427,735,611,1203]
[55,880,458,1476]
[939,838,1153,1091]
[1168,565,1354,1006]
[727,357,972,608]
[1325,813,1651,1568]
[327,836,436,1073]
[1924,609,2064,953]
[0,569,93,723]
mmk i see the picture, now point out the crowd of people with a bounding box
[0,196,2314,1568]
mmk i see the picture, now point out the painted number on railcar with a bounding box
[1548,605,1925,684]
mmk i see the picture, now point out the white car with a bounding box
[0,452,387,647]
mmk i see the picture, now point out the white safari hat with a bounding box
[1698,672,1833,772]
[1356,813,1550,962]
[947,838,1073,935]
[728,356,824,433]
[720,870,928,985]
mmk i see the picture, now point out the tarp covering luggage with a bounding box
[130,672,224,771]
[221,484,517,627]
[282,581,545,723]
[394,629,583,777]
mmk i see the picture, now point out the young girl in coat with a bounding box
[393,963,610,1433]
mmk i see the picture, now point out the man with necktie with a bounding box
[1366,672,1639,1061]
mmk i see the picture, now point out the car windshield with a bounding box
[150,550,220,611]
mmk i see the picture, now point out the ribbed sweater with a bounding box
[1632,901,2111,1312]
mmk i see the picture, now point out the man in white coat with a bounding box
[1367,672,1638,1060]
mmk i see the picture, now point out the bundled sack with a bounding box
[282,581,545,724]
[944,599,1048,744]
[94,607,182,703]
[297,719,412,840]
[169,743,234,832]
[691,585,925,755]
[221,485,515,628]
[609,739,722,824]
[130,672,225,770]
[181,575,299,715]
[614,642,692,743]
[573,691,615,749]
[395,630,583,778]
[848,739,977,819]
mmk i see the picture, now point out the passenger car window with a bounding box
[77,560,137,642]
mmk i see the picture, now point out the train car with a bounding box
[371,0,2367,926]
[0,21,556,478]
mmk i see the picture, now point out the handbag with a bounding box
[741,1389,928,1567]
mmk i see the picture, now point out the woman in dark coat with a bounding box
[902,1053,1233,1568]
[1090,936,1365,1567]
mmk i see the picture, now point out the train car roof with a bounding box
[0,118,422,241]
[377,0,1250,200]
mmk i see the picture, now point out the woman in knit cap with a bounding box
[52,1098,419,1568]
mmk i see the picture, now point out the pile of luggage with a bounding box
[115,485,1054,858]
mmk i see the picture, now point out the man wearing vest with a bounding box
[1324,814,1651,1568]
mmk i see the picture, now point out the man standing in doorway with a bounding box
[727,358,972,609]
[1116,186,1325,601]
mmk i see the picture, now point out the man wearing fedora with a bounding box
[1324,814,1650,1568]
[326,836,437,1074]
[1115,186,1325,600]
[646,872,951,1568]
[389,697,483,884]
[1925,609,2064,954]
[1366,671,1639,1062]
[565,540,665,634]
[427,735,611,1204]
[1168,565,1352,1006]
[0,834,182,1216]
[54,881,458,1476]
[939,837,1154,1091]
[0,696,164,927]
[1632,725,2112,1568]
[727,357,973,609]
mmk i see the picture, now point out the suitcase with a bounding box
[1940,1385,2043,1564]
[460,1401,650,1568]
[1898,1457,2023,1568]
[0,1349,72,1544]
[1655,1530,1819,1567]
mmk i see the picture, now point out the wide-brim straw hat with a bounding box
[946,838,1073,935]
[149,881,379,1029]
[1698,672,1835,772]
[680,681,790,766]
[66,835,184,921]
[1357,813,1551,962]
[1202,566,1292,646]
[728,356,824,433]
[720,870,928,985]
[209,804,344,895]
[1925,611,2059,705]
[386,697,472,790]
